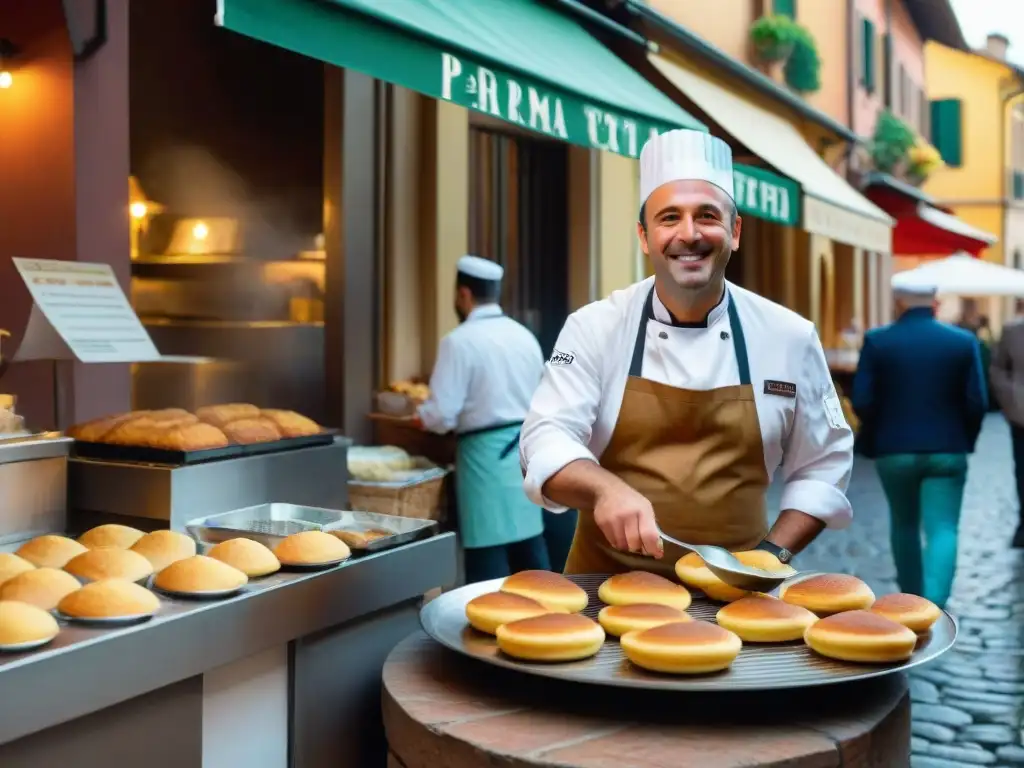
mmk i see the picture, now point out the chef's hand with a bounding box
[593,483,664,559]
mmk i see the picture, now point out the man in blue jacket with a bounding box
[852,285,987,608]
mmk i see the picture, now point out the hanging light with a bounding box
[0,39,18,90]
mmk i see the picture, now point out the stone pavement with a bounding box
[771,414,1024,767]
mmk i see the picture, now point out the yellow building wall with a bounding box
[648,0,755,63]
[922,42,1012,266]
[795,2,849,126]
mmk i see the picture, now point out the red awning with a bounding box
[865,186,997,257]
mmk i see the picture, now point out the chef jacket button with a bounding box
[658,331,668,340]
[721,331,730,340]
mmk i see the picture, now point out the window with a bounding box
[1014,171,1024,200]
[861,18,876,94]
[930,99,963,167]
[773,0,796,17]
[900,67,910,119]
[881,34,891,104]
[920,90,930,140]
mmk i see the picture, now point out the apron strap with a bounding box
[458,421,524,460]
[628,286,752,386]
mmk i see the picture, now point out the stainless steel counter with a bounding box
[0,532,457,759]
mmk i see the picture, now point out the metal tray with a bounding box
[419,574,958,692]
[186,503,438,553]
[72,430,336,466]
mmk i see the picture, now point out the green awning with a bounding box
[216,0,706,158]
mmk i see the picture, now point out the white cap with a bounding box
[457,255,503,281]
[639,129,734,205]
[893,284,938,299]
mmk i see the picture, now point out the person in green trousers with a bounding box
[852,286,987,609]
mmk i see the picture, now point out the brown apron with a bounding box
[563,287,771,577]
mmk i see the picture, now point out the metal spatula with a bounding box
[658,527,797,592]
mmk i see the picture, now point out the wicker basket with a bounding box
[348,467,449,521]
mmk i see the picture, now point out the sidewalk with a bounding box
[772,414,1024,766]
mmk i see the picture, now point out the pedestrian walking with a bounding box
[990,308,1024,547]
[852,284,987,608]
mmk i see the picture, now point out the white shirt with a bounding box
[418,305,545,434]
[519,278,855,528]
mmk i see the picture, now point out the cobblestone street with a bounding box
[771,414,1024,767]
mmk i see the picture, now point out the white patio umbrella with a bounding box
[891,253,1024,297]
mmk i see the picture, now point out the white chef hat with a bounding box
[892,283,938,299]
[639,129,734,205]
[457,255,503,282]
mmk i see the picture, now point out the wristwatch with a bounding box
[755,539,794,565]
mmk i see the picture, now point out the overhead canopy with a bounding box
[865,179,997,257]
[216,0,705,158]
[649,54,894,253]
[892,254,1024,297]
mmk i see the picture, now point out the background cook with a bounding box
[416,256,561,582]
[518,128,855,576]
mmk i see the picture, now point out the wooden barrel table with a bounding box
[383,633,911,768]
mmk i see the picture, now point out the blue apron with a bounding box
[456,421,544,549]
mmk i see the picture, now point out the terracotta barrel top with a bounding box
[383,633,911,768]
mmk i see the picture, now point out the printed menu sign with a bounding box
[12,258,160,363]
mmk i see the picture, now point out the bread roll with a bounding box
[149,422,230,451]
[131,530,197,572]
[675,549,795,602]
[259,409,321,438]
[597,603,690,637]
[195,403,261,429]
[104,411,199,447]
[0,553,35,587]
[58,579,160,619]
[221,418,281,444]
[65,548,154,583]
[495,612,605,661]
[67,411,138,442]
[207,538,281,577]
[598,571,691,611]
[869,593,941,633]
[780,573,875,615]
[621,620,742,674]
[465,591,556,635]
[804,610,917,663]
[0,568,81,611]
[154,555,248,594]
[78,524,145,550]
[274,531,351,566]
[17,535,88,569]
[715,594,817,642]
[0,601,60,647]
[500,570,588,613]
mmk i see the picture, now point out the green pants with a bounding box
[875,453,967,609]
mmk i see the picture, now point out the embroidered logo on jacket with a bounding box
[764,380,797,398]
[549,349,575,366]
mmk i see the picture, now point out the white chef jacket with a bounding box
[418,305,545,435]
[519,277,855,528]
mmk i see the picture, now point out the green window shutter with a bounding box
[774,0,796,17]
[1014,171,1024,200]
[861,19,876,94]
[881,33,891,104]
[930,99,963,167]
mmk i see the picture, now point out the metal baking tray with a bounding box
[186,503,437,553]
[72,430,336,466]
[419,573,958,692]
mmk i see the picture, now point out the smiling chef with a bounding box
[519,128,855,575]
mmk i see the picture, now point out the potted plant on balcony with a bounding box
[750,15,798,63]
[783,24,821,94]
[905,142,943,185]
[870,110,917,174]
